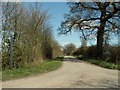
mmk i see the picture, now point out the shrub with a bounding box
[85,59,119,70]
[103,46,120,64]
[73,46,87,56]
[109,46,120,64]
[2,52,9,69]
[76,55,85,60]
[85,45,97,58]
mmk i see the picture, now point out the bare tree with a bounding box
[58,2,120,59]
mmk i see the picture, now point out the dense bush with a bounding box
[12,43,23,68]
[108,46,120,64]
[73,45,120,70]
[84,59,120,70]
[85,45,97,58]
[73,46,97,59]
[74,45,119,65]
[75,55,85,60]
[52,41,63,58]
[63,43,76,55]
[2,3,63,70]
[2,52,9,69]
[73,46,86,56]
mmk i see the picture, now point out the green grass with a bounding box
[82,58,120,70]
[2,60,62,81]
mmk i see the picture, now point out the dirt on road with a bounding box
[2,60,119,88]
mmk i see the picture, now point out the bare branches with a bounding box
[79,3,99,10]
[95,2,102,9]
[70,2,99,13]
[104,2,110,8]
[34,11,48,31]
[77,18,100,24]
[2,2,60,69]
[105,3,120,20]
[107,20,120,29]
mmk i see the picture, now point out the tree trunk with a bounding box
[96,20,106,59]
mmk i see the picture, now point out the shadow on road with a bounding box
[55,56,83,62]
[63,58,82,62]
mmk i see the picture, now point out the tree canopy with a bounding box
[63,43,76,55]
[58,2,120,59]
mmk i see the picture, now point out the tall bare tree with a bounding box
[58,2,120,59]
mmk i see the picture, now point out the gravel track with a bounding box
[2,59,119,88]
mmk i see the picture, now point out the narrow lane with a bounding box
[2,59,119,88]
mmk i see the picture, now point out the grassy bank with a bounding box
[85,59,120,70]
[2,60,62,81]
[76,56,120,70]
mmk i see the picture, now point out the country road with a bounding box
[2,59,119,88]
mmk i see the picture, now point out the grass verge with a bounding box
[2,60,62,81]
[85,59,120,70]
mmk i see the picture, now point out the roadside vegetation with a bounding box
[74,45,120,70]
[76,56,120,70]
[62,42,119,70]
[2,2,63,70]
[85,59,120,70]
[2,2,63,81]
[2,59,62,81]
[1,2,120,82]
[59,2,120,70]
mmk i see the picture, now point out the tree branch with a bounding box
[79,3,99,10]
[107,20,120,29]
[105,3,120,20]
[104,2,110,8]
[76,18,100,25]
